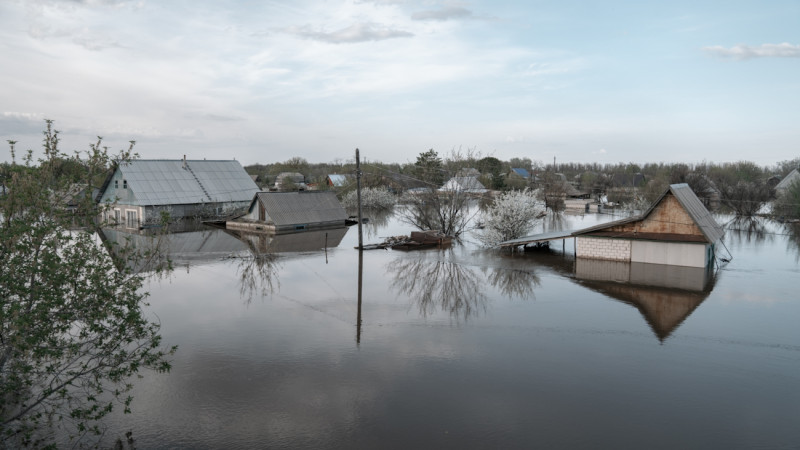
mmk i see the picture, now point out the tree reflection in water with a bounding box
[784,222,800,261]
[231,235,282,303]
[725,216,773,246]
[353,208,394,239]
[388,250,542,321]
[482,264,541,300]
[387,251,487,321]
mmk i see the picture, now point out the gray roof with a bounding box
[441,176,487,192]
[254,191,347,226]
[327,174,350,187]
[109,160,258,206]
[776,169,800,191]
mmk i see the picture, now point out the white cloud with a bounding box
[703,43,800,60]
[283,23,413,43]
[592,148,607,155]
[411,6,472,21]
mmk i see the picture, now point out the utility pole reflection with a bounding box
[356,248,363,345]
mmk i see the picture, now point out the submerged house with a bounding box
[440,176,487,193]
[97,159,259,227]
[775,168,800,197]
[574,184,724,268]
[501,184,724,269]
[227,191,347,233]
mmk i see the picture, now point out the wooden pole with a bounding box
[356,148,363,251]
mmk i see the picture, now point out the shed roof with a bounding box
[106,160,258,206]
[575,183,723,243]
[500,183,724,247]
[253,191,347,226]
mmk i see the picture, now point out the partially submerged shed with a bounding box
[501,184,724,268]
[228,191,347,232]
[574,183,723,267]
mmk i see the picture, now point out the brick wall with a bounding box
[576,237,631,262]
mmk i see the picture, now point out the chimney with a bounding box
[183,155,187,169]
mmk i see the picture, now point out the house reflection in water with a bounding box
[574,259,715,341]
[224,227,349,254]
[98,223,249,273]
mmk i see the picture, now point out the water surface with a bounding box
[103,213,800,449]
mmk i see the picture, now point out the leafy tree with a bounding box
[477,156,505,190]
[1,121,175,447]
[414,149,446,186]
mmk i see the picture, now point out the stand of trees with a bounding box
[1,122,175,447]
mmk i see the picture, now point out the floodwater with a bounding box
[99,211,800,449]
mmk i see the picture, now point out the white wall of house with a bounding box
[630,241,709,268]
[576,237,631,261]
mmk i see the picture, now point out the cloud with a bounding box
[284,23,413,44]
[592,148,607,155]
[703,42,800,60]
[411,6,472,21]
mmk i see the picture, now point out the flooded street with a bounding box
[104,211,800,449]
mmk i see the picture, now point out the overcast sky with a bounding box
[1,0,798,167]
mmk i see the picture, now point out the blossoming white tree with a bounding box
[478,189,545,246]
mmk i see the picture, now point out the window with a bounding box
[114,180,119,189]
[126,210,138,227]
[114,209,121,223]
[123,179,128,189]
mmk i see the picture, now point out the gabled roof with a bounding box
[510,168,530,179]
[327,174,351,187]
[575,183,724,243]
[252,191,346,226]
[441,176,487,192]
[102,160,258,206]
[776,169,800,191]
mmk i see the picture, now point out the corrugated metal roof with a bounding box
[256,191,347,226]
[499,229,574,247]
[113,160,258,206]
[668,183,724,243]
[327,174,350,187]
[511,168,530,178]
[776,169,800,191]
[574,183,724,243]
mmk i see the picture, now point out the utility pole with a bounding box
[356,148,363,251]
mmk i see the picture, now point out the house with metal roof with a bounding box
[326,174,352,188]
[509,168,531,179]
[440,176,487,193]
[501,184,724,268]
[775,168,800,196]
[227,191,347,233]
[97,159,259,227]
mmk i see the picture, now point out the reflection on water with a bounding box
[388,250,488,321]
[357,208,394,239]
[95,210,800,449]
[387,250,543,321]
[783,222,800,261]
[98,223,248,273]
[575,259,715,341]
[724,216,773,246]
